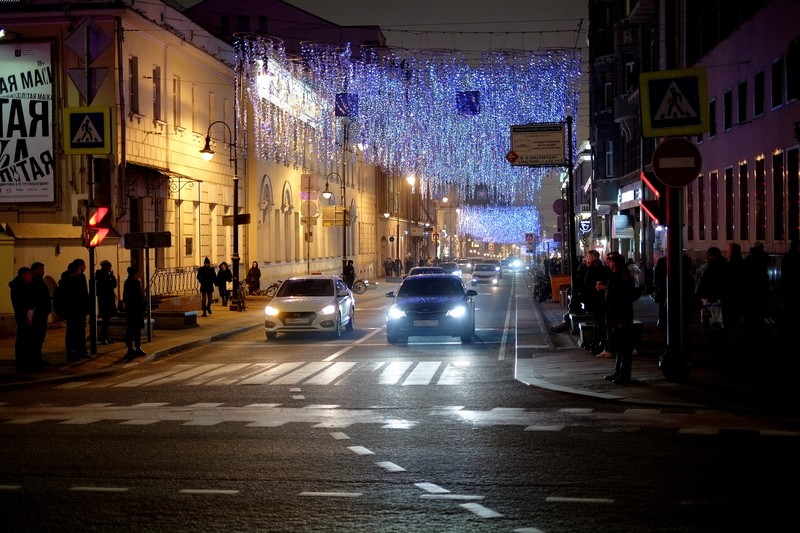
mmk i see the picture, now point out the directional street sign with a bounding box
[63,107,111,154]
[640,68,709,138]
[652,137,702,187]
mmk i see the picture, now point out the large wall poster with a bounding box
[0,42,55,203]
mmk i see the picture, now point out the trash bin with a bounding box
[550,275,571,303]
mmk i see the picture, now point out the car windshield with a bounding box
[277,278,334,297]
[440,263,458,271]
[474,265,495,272]
[409,267,445,275]
[398,276,465,297]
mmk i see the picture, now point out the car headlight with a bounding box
[446,305,467,318]
[387,306,406,319]
[492,278,499,284]
[264,306,279,317]
[319,304,336,315]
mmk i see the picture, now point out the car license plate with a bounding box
[413,320,438,327]
[285,318,308,325]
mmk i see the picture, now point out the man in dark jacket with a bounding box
[599,254,639,384]
[60,259,91,361]
[9,267,37,372]
[123,266,146,360]
[95,260,118,344]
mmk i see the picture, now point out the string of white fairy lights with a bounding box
[235,35,580,241]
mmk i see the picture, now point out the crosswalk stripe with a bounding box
[144,364,226,386]
[239,362,305,385]
[304,362,357,385]
[403,361,442,385]
[379,361,413,384]
[271,362,334,385]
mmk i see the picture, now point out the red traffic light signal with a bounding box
[639,171,666,225]
[84,206,110,248]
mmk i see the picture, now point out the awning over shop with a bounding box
[127,162,201,198]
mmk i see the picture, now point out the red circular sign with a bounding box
[652,138,702,187]
[553,198,567,215]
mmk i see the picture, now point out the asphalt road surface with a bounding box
[1,273,797,532]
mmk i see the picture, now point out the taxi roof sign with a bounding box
[640,68,709,138]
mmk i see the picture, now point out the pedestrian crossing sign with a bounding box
[63,107,112,154]
[640,68,708,138]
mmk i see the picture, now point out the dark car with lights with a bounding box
[385,274,477,344]
[438,262,462,277]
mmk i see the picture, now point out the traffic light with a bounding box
[639,171,666,225]
[83,206,110,248]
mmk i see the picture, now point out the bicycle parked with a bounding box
[352,278,368,294]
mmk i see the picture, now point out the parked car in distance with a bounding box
[264,275,355,339]
[406,266,446,276]
[471,263,499,285]
[385,274,477,344]
[501,256,527,272]
[438,262,462,277]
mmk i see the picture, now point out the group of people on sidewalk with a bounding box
[8,259,148,373]
[547,238,800,384]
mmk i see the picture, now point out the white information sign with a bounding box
[508,123,566,167]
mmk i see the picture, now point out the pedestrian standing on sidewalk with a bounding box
[216,262,233,307]
[8,267,38,372]
[60,259,90,361]
[123,266,146,361]
[343,260,356,289]
[246,261,261,295]
[586,250,610,355]
[598,253,639,384]
[29,262,51,367]
[197,257,216,316]
[95,260,117,345]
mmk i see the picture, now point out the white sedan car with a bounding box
[264,276,355,339]
[471,263,499,285]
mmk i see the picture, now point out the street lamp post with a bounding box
[200,120,240,309]
[322,171,346,277]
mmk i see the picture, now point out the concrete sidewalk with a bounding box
[1,276,797,415]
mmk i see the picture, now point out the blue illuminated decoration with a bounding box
[459,205,540,244]
[235,36,581,219]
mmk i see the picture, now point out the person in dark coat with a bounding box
[246,261,261,295]
[197,257,216,316]
[583,250,610,355]
[123,266,146,360]
[29,262,51,366]
[61,259,90,361]
[9,267,38,372]
[95,260,118,345]
[598,254,639,384]
[343,260,356,289]
[216,262,233,307]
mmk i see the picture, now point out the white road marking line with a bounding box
[0,485,21,490]
[145,364,226,386]
[347,446,374,455]
[329,432,350,440]
[403,361,441,385]
[437,362,468,385]
[112,366,194,387]
[376,461,406,472]
[499,280,515,361]
[292,395,305,400]
[69,486,129,492]
[185,363,254,385]
[524,425,566,431]
[460,502,504,518]
[240,362,305,385]
[379,361,413,384]
[304,361,357,385]
[179,489,239,495]
[271,361,334,385]
[119,419,160,425]
[323,328,384,362]
[415,482,449,494]
[546,496,615,504]
[298,492,362,497]
[421,494,484,500]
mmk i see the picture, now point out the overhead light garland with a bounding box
[235,35,581,211]
[459,205,540,244]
